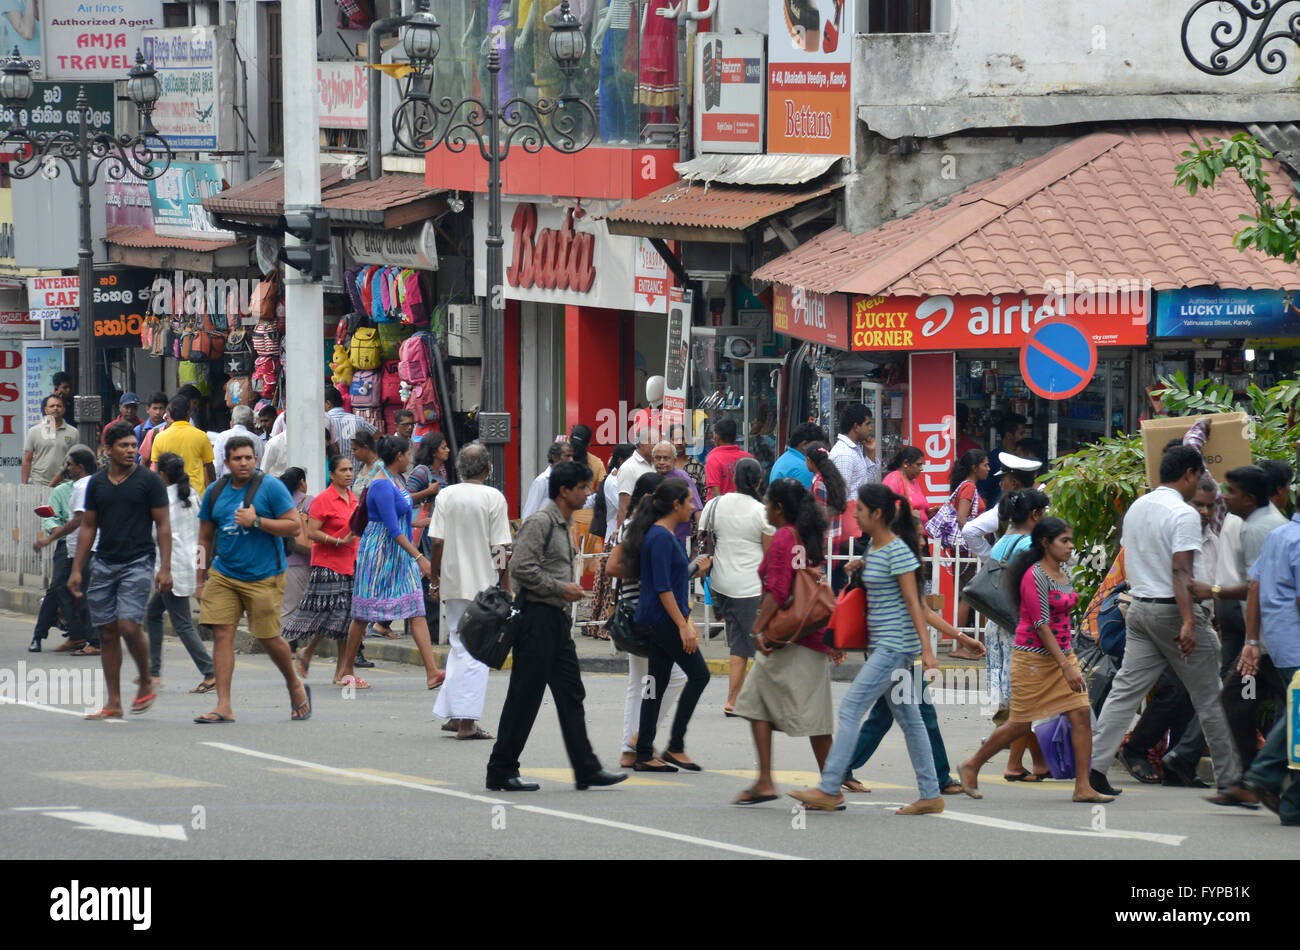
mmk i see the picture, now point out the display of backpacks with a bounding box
[250,270,280,321]
[252,355,279,402]
[224,326,254,375]
[335,310,363,347]
[251,320,279,357]
[398,332,432,384]
[370,267,393,323]
[355,406,383,431]
[225,375,254,408]
[397,269,429,325]
[350,326,381,369]
[380,359,402,405]
[344,265,366,314]
[188,304,226,364]
[350,368,381,408]
[355,264,381,314]
[376,320,411,360]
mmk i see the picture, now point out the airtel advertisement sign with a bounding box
[772,283,849,348]
[850,293,1148,351]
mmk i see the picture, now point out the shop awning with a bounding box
[753,126,1300,296]
[105,226,251,274]
[674,153,841,187]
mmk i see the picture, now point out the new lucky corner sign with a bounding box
[766,0,853,156]
[848,293,1148,351]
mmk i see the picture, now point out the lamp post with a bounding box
[1181,0,1300,75]
[0,48,173,446]
[391,0,595,493]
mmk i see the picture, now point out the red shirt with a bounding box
[309,486,359,574]
[705,444,754,498]
[759,525,830,653]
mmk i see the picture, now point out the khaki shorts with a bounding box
[199,569,286,638]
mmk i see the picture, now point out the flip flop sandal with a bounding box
[130,694,157,714]
[1003,770,1034,782]
[941,783,966,795]
[428,672,446,690]
[54,640,88,653]
[456,729,494,740]
[84,708,123,720]
[190,680,217,693]
[841,778,871,793]
[1122,754,1161,784]
[193,713,235,724]
[333,675,371,689]
[733,788,779,805]
[291,684,312,721]
[71,646,101,656]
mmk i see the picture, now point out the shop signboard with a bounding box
[344,222,438,271]
[23,342,63,428]
[35,310,79,339]
[766,0,853,156]
[105,168,154,229]
[147,161,234,241]
[88,270,152,347]
[1154,287,1300,338]
[141,26,237,151]
[0,81,115,136]
[28,275,79,310]
[663,287,691,434]
[634,238,669,313]
[0,338,24,481]
[908,352,955,509]
[849,293,1147,352]
[42,0,164,81]
[473,198,647,312]
[318,61,369,129]
[772,283,848,348]
[695,33,764,155]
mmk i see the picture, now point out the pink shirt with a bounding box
[759,525,830,653]
[883,470,931,526]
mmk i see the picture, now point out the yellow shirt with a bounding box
[151,420,214,492]
[586,451,607,487]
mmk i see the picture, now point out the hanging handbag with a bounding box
[959,556,1018,633]
[698,496,718,558]
[606,579,650,657]
[459,584,519,670]
[923,486,966,550]
[825,584,869,650]
[758,566,837,647]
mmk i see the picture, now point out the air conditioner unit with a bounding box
[446,304,482,358]
[451,363,482,411]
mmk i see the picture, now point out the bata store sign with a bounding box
[474,198,665,312]
[772,283,848,348]
[849,293,1148,352]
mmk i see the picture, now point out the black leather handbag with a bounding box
[959,556,1018,634]
[460,584,519,670]
[606,580,650,657]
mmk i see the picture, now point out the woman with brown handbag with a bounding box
[731,478,843,805]
[790,483,943,815]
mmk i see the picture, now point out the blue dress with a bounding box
[352,469,425,620]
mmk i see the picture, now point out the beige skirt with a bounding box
[733,644,834,737]
[1009,650,1091,723]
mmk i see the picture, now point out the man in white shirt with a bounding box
[522,441,572,519]
[1090,445,1240,797]
[616,429,656,526]
[212,406,264,480]
[430,442,512,740]
[962,453,1041,562]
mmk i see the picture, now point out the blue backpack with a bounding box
[1097,582,1130,661]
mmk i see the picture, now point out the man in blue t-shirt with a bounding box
[768,422,826,489]
[194,435,310,724]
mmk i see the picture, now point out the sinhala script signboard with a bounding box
[141,26,236,151]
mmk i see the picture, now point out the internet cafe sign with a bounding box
[473,198,642,311]
[344,222,438,271]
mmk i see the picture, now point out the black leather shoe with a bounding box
[28,636,41,653]
[354,653,375,669]
[486,777,540,792]
[1160,754,1209,789]
[1089,768,1123,796]
[576,769,629,790]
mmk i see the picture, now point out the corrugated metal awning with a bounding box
[601,179,842,243]
[673,153,840,187]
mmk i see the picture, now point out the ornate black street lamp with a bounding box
[391,0,595,492]
[1181,0,1300,75]
[0,48,174,444]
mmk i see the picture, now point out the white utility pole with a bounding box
[282,0,326,494]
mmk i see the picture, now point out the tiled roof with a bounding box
[105,226,244,252]
[201,164,351,217]
[203,165,441,226]
[753,126,1300,296]
[602,179,842,239]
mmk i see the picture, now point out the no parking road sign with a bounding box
[1019,319,1097,400]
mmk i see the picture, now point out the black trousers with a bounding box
[636,620,710,760]
[1217,599,1246,677]
[1221,655,1287,773]
[487,601,601,784]
[34,542,88,643]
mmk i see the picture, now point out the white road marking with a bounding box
[851,802,1184,846]
[38,808,188,841]
[0,698,126,721]
[203,741,802,861]
[11,805,81,811]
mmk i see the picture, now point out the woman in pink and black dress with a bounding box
[958,517,1114,803]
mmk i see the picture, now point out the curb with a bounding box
[5,585,985,681]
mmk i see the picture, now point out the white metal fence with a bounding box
[0,483,55,588]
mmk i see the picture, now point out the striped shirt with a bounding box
[606,0,632,30]
[861,537,921,653]
[829,433,876,498]
[327,407,376,466]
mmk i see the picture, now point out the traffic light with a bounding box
[277,208,331,281]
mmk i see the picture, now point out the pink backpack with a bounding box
[380,359,402,404]
[405,379,442,424]
[398,269,429,325]
[252,355,279,402]
[350,368,381,408]
[398,332,432,384]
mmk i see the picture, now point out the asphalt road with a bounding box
[2,611,1294,861]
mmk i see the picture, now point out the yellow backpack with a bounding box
[349,326,381,370]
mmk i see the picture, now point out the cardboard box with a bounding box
[1140,412,1252,488]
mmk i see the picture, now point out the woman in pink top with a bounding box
[882,447,932,526]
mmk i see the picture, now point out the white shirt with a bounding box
[616,450,655,500]
[430,482,512,601]
[1216,513,1245,587]
[67,475,94,560]
[699,493,774,598]
[603,467,622,542]
[522,466,551,519]
[1122,486,1202,599]
[829,432,876,497]
[212,424,264,479]
[155,483,200,596]
[1198,523,1218,585]
[262,431,289,478]
[963,505,1002,563]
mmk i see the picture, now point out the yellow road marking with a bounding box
[708,768,912,790]
[520,767,687,788]
[38,770,221,790]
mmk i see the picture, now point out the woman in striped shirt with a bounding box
[958,517,1114,803]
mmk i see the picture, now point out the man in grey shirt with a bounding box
[485,461,627,793]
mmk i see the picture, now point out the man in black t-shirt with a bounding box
[68,421,172,720]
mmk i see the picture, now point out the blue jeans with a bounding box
[849,681,955,788]
[1244,665,1299,825]
[817,646,940,798]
